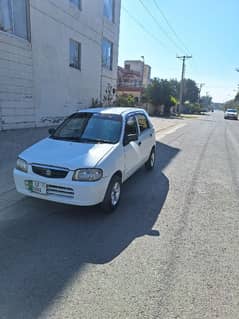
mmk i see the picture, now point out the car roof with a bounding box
[77,107,146,116]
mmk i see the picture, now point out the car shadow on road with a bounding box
[0,141,180,319]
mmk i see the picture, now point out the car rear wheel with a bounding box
[145,147,156,170]
[101,175,121,213]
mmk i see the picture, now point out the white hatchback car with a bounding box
[14,108,156,212]
[224,108,238,120]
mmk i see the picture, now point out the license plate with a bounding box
[26,180,47,194]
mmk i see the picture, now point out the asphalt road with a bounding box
[0,111,238,319]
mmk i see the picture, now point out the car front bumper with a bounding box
[13,169,110,206]
[225,115,238,119]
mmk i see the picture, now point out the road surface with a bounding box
[0,111,238,318]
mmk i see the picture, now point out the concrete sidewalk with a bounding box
[150,117,186,136]
[0,117,186,194]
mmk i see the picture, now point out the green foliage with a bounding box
[144,78,178,115]
[115,94,135,107]
[183,79,200,103]
[183,103,202,114]
[193,103,202,113]
[224,99,239,111]
[235,92,239,102]
[144,77,201,115]
[170,96,178,106]
[200,95,212,108]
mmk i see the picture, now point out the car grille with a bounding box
[32,165,69,179]
[47,185,74,198]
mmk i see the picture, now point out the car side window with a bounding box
[124,116,138,137]
[136,113,150,134]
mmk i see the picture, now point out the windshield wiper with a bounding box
[50,136,115,144]
[79,138,114,144]
[50,136,81,141]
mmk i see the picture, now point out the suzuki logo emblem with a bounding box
[45,169,51,177]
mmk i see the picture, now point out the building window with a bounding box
[102,38,113,70]
[125,64,130,70]
[0,0,30,40]
[70,0,81,10]
[104,0,114,22]
[69,39,81,70]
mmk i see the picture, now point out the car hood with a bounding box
[226,112,237,115]
[20,138,115,170]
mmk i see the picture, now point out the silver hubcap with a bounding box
[111,182,121,206]
[150,152,155,167]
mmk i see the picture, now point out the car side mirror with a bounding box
[48,128,56,135]
[124,133,138,145]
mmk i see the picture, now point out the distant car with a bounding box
[14,108,156,212]
[224,109,238,120]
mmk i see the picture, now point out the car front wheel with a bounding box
[145,147,156,170]
[101,175,121,213]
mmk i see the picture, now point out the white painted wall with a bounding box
[0,0,121,130]
[0,31,34,130]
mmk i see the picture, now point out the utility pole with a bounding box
[177,55,192,114]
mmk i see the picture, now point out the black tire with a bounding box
[145,147,156,170]
[101,175,121,213]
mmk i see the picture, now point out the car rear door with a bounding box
[136,112,154,162]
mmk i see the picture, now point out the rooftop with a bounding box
[78,107,143,115]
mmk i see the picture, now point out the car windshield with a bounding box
[227,109,237,113]
[51,112,122,144]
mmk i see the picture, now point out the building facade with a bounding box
[117,60,151,102]
[0,0,121,130]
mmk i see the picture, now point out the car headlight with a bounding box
[72,168,103,181]
[16,158,28,173]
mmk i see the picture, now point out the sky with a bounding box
[118,0,239,103]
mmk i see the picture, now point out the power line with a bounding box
[152,0,191,55]
[138,0,187,54]
[122,6,169,50]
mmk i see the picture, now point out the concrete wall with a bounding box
[0,31,34,130]
[143,64,151,88]
[31,0,121,127]
[101,4,121,101]
[0,0,121,130]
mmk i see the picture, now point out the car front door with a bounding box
[136,113,154,162]
[123,115,141,180]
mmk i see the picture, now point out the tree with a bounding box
[183,79,199,103]
[115,94,135,107]
[224,99,238,110]
[235,92,239,102]
[200,95,212,109]
[144,78,177,115]
[169,79,180,99]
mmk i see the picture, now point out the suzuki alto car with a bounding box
[14,108,156,212]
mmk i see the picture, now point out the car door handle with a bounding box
[150,133,153,137]
[138,141,142,146]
